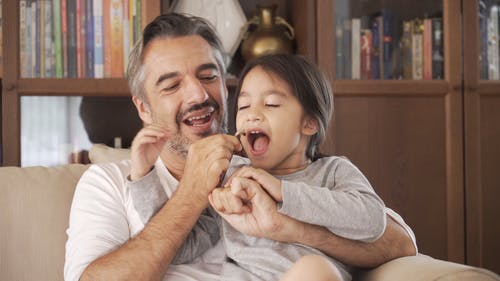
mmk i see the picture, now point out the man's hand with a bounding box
[130,124,168,180]
[180,134,242,202]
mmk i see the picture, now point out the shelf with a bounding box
[15,79,130,96]
[332,80,449,96]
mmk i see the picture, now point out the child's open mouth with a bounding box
[247,130,270,156]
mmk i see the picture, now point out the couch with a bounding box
[1,145,499,281]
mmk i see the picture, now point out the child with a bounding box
[208,53,387,281]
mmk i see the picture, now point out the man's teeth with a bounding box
[187,112,211,122]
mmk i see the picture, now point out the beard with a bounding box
[154,98,228,158]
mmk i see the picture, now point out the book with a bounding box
[109,0,124,78]
[432,18,444,79]
[86,0,94,78]
[66,0,77,78]
[423,18,433,80]
[411,19,424,80]
[371,17,380,79]
[401,20,413,79]
[61,0,68,77]
[342,18,352,79]
[94,0,104,78]
[487,5,499,80]
[43,0,53,78]
[360,29,373,80]
[379,9,394,79]
[53,0,63,78]
[20,0,27,78]
[351,18,361,80]
[335,16,344,79]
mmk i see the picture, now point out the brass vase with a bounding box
[240,5,295,62]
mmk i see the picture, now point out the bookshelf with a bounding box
[317,0,499,275]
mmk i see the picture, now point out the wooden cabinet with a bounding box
[316,0,499,274]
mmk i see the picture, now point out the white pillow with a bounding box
[89,144,130,163]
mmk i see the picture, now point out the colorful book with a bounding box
[94,0,104,78]
[401,20,413,79]
[360,29,373,80]
[20,0,27,78]
[110,0,124,78]
[61,0,68,77]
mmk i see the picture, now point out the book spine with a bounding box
[381,9,393,79]
[66,0,77,78]
[86,0,94,78]
[53,0,63,78]
[351,18,361,80]
[76,0,85,78]
[103,0,111,77]
[488,5,499,80]
[31,1,38,77]
[360,29,373,80]
[26,1,34,78]
[432,18,444,79]
[44,0,53,78]
[401,20,412,79]
[371,17,380,80]
[423,18,433,80]
[20,0,27,78]
[36,0,42,78]
[411,19,423,80]
[94,0,104,78]
[110,0,124,78]
[122,0,130,76]
[61,0,67,77]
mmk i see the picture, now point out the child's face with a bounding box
[236,67,317,174]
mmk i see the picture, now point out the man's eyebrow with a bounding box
[155,72,178,86]
[197,63,219,73]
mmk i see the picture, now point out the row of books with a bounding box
[335,9,444,80]
[19,0,143,79]
[480,0,500,80]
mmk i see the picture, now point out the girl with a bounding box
[210,53,387,281]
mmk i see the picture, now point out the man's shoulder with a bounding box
[79,159,132,187]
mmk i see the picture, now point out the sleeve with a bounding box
[64,164,131,281]
[127,168,220,264]
[278,158,386,242]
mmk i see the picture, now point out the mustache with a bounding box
[176,99,220,124]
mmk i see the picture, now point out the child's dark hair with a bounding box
[233,53,333,160]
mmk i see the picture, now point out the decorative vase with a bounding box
[240,5,295,62]
[171,0,247,66]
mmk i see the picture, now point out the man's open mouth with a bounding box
[247,130,270,154]
[182,107,215,127]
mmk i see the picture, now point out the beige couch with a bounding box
[1,145,499,281]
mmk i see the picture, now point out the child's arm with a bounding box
[127,169,219,264]
[277,157,386,242]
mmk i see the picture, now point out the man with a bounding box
[65,13,416,281]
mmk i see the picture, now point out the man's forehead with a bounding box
[143,36,216,67]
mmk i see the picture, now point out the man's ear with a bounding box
[302,116,318,136]
[132,96,153,124]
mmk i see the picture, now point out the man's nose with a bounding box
[184,77,209,104]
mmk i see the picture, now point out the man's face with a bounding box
[139,35,227,156]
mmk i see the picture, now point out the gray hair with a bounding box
[127,13,226,102]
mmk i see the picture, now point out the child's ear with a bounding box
[132,96,153,124]
[302,116,318,136]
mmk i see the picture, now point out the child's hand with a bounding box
[209,184,251,214]
[227,166,283,202]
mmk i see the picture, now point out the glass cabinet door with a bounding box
[334,0,443,80]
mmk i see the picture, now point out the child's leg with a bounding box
[279,255,343,281]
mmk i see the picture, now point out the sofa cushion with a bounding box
[89,143,130,163]
[0,164,89,281]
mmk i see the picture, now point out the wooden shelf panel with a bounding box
[16,79,131,96]
[332,80,449,96]
[478,81,500,96]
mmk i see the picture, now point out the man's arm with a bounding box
[296,214,417,268]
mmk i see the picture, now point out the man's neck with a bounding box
[159,150,186,181]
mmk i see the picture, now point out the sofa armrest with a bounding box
[355,254,499,281]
